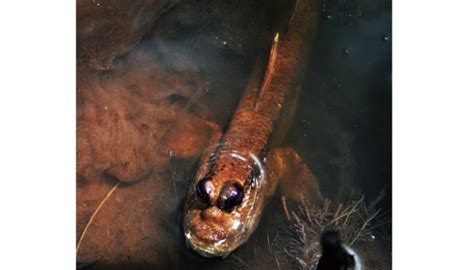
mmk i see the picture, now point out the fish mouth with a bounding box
[183,209,245,257]
[184,228,235,258]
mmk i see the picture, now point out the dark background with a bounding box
[287,0,392,215]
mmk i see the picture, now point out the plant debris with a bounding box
[273,198,383,270]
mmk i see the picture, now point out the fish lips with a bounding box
[183,209,245,257]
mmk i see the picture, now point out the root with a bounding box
[273,197,384,270]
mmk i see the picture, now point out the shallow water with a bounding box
[77,0,391,268]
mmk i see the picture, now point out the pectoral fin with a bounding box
[267,147,323,204]
[159,114,222,159]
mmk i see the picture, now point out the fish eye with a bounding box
[217,183,244,212]
[196,179,210,203]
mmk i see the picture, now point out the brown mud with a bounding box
[77,0,292,268]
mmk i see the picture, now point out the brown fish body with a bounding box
[184,0,320,257]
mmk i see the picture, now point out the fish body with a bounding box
[183,0,320,257]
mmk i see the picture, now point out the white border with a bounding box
[0,1,76,269]
[1,0,474,269]
[394,0,474,269]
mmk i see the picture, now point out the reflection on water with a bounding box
[76,0,391,268]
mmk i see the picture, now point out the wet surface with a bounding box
[77,0,391,268]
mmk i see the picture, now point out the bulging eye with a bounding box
[217,183,244,212]
[196,179,210,203]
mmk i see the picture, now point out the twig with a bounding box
[350,209,381,246]
[274,254,282,270]
[330,203,358,226]
[302,199,312,224]
[267,232,272,254]
[281,196,291,221]
[76,181,120,253]
[231,254,250,268]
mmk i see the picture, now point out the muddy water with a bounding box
[77,0,391,269]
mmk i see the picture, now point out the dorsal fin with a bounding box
[254,32,280,110]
